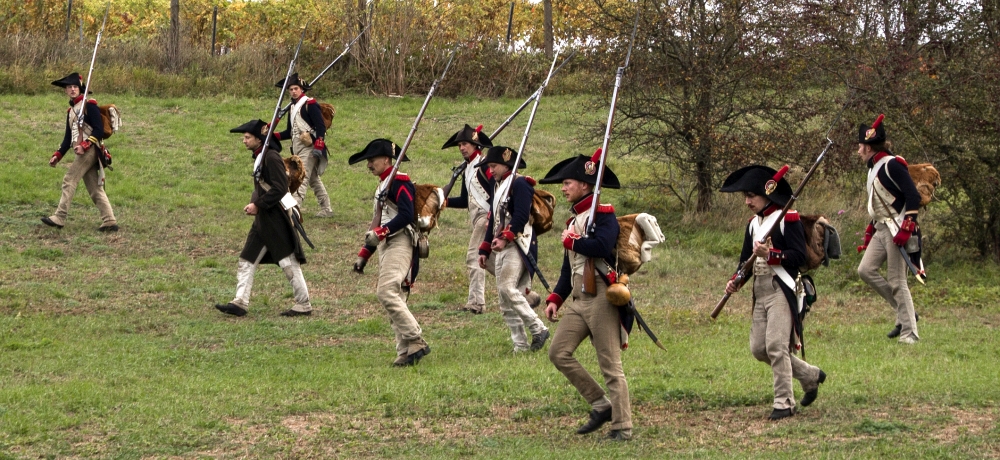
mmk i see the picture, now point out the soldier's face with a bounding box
[488,163,509,178]
[64,85,80,98]
[368,157,391,176]
[242,132,261,151]
[857,143,875,162]
[561,179,591,203]
[458,141,476,160]
[744,192,770,213]
[288,85,304,99]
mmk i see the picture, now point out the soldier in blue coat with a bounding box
[476,146,550,353]
[540,153,632,441]
[721,165,825,420]
[351,139,430,366]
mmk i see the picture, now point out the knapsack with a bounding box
[530,189,556,236]
[97,104,121,140]
[318,102,335,129]
[799,214,841,272]
[615,213,666,275]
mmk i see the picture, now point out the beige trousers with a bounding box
[750,274,821,410]
[294,152,332,213]
[464,204,489,309]
[49,146,116,227]
[377,233,423,356]
[495,245,546,348]
[858,222,919,341]
[549,274,632,430]
[231,247,311,312]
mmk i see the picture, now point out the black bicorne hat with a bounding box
[348,138,409,165]
[475,146,526,170]
[719,164,792,207]
[538,149,621,189]
[230,119,283,152]
[858,113,886,145]
[276,72,310,91]
[52,72,86,92]
[442,124,493,149]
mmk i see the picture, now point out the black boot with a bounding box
[769,408,794,420]
[801,370,826,407]
[215,303,247,317]
[577,408,613,434]
[888,313,918,338]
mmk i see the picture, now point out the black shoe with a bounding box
[41,217,63,229]
[606,429,632,441]
[215,303,247,317]
[279,309,311,317]
[801,370,826,407]
[769,408,794,420]
[530,329,550,352]
[887,324,902,339]
[98,224,119,232]
[576,408,613,434]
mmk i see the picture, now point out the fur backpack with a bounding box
[530,189,556,235]
[615,213,666,275]
[318,102,335,129]
[799,214,841,272]
[907,163,940,207]
[414,184,445,232]
[284,155,306,193]
[97,104,121,140]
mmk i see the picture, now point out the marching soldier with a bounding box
[721,165,826,420]
[215,120,313,318]
[42,72,118,232]
[441,124,493,314]
[856,115,922,344]
[350,139,430,367]
[273,73,333,217]
[476,146,549,353]
[540,154,633,441]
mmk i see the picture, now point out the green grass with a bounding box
[1,93,998,458]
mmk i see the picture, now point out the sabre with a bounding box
[711,95,853,319]
[629,299,666,351]
[874,191,927,284]
[255,23,309,177]
[75,2,110,128]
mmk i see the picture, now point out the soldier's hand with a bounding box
[353,257,367,274]
[752,238,771,258]
[545,302,560,322]
[49,153,61,167]
[477,255,487,269]
[725,279,740,294]
[73,144,85,155]
[244,203,258,215]
[491,237,507,252]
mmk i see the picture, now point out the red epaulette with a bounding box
[784,210,800,222]
[395,172,411,182]
[305,98,317,105]
[523,176,537,186]
[894,155,909,167]
[596,204,615,214]
[87,99,98,105]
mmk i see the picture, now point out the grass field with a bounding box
[1,93,999,459]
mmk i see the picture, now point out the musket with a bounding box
[711,98,852,319]
[441,50,576,199]
[873,189,927,284]
[369,45,459,232]
[254,23,309,177]
[491,52,561,292]
[75,2,110,129]
[277,21,373,119]
[581,4,641,296]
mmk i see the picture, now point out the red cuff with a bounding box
[562,232,580,250]
[374,226,389,240]
[53,150,64,160]
[479,241,492,252]
[766,248,783,265]
[900,218,917,233]
[273,132,282,140]
[358,247,372,259]
[314,138,325,150]
[546,293,564,308]
[500,227,515,242]
[79,140,92,150]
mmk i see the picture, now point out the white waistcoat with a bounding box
[749,212,795,290]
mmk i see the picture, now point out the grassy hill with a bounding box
[0,93,998,458]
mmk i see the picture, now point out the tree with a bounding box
[543,0,553,58]
[610,0,827,211]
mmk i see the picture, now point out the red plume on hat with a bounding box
[865,114,885,141]
[765,164,789,195]
[475,124,483,132]
[871,113,884,129]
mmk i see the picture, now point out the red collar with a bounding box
[572,193,596,214]
[760,203,780,217]
[379,167,394,181]
[500,170,513,181]
[69,95,84,106]
[468,150,480,162]
[868,151,891,168]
